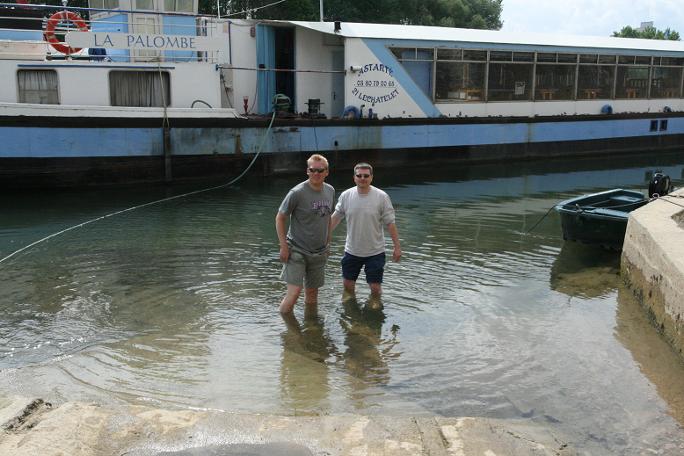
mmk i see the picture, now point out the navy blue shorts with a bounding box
[341,252,386,284]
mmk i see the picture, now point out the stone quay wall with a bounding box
[622,188,684,359]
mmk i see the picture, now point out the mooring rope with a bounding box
[0,111,277,266]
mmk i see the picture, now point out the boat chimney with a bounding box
[334,21,341,33]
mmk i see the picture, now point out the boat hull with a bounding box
[2,112,684,187]
[555,189,648,250]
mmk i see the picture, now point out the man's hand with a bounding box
[279,245,290,263]
[393,246,402,263]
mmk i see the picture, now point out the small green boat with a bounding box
[555,189,648,250]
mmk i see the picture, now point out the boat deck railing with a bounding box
[0,3,221,64]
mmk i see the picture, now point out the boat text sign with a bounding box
[352,63,400,106]
[66,32,222,51]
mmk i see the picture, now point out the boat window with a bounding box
[435,61,486,102]
[618,55,636,65]
[651,66,682,98]
[109,71,170,107]
[580,54,598,64]
[577,65,615,99]
[416,48,434,60]
[135,0,154,10]
[89,0,119,9]
[490,51,512,62]
[661,57,684,66]
[437,49,462,61]
[487,63,533,101]
[513,52,534,62]
[17,70,59,104]
[164,0,194,12]
[599,55,616,64]
[535,64,576,100]
[615,66,649,98]
[462,50,487,61]
[557,53,577,63]
[635,56,651,65]
[537,53,556,63]
[390,48,416,60]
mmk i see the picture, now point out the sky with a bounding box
[500,0,684,37]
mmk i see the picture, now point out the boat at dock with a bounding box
[555,189,648,250]
[555,172,673,249]
[3,2,684,187]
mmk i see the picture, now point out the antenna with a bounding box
[319,0,324,21]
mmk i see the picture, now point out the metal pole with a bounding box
[319,0,323,21]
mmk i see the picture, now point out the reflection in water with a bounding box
[615,285,684,427]
[2,153,684,454]
[550,242,621,299]
[279,306,335,413]
[340,295,399,409]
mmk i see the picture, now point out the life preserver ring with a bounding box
[43,11,88,55]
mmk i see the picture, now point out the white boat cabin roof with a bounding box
[290,21,684,55]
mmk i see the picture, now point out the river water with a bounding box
[1,153,684,455]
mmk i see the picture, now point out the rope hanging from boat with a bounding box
[0,111,278,266]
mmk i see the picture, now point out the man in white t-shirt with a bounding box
[331,163,401,301]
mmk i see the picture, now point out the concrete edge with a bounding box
[0,398,578,455]
[621,188,684,359]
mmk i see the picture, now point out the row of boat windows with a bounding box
[17,70,170,106]
[391,47,684,101]
[89,0,194,13]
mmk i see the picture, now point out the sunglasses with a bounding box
[308,167,327,173]
[355,173,371,178]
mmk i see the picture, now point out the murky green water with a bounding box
[2,153,684,454]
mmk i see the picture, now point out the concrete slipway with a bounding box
[622,188,684,360]
[0,395,576,456]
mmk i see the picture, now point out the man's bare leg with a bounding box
[304,287,319,306]
[343,279,356,295]
[367,283,383,310]
[280,284,302,314]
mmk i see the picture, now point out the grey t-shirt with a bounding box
[334,185,395,257]
[279,181,335,254]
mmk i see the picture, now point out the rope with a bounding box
[652,194,684,209]
[0,111,278,266]
[525,204,556,234]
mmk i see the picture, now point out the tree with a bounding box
[612,25,680,41]
[200,0,503,30]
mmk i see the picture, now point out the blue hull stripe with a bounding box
[1,117,682,158]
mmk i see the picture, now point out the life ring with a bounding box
[43,11,88,55]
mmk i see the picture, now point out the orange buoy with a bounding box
[43,11,88,55]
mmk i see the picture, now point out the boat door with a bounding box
[256,24,295,114]
[331,49,344,117]
[256,24,275,114]
[130,11,160,62]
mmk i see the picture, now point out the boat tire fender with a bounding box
[44,11,89,55]
[342,105,360,119]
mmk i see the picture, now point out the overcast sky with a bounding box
[500,0,684,37]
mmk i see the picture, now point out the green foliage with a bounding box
[612,25,680,41]
[201,0,502,29]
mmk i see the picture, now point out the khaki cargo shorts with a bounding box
[280,248,327,289]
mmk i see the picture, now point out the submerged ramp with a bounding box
[622,188,684,359]
[0,397,576,455]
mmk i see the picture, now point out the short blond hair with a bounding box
[354,162,373,175]
[307,154,329,169]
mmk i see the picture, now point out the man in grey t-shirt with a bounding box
[276,154,335,314]
[331,163,401,304]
